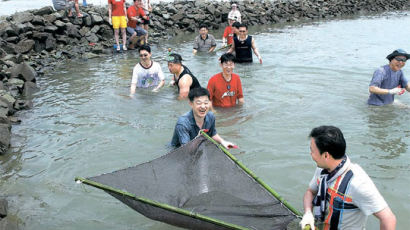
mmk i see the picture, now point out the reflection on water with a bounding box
[1,12,410,230]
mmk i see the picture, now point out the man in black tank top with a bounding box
[227,24,262,64]
[167,53,201,99]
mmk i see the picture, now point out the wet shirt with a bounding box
[170,110,217,148]
[368,65,408,106]
[108,0,126,16]
[234,35,253,63]
[223,26,234,45]
[174,65,201,91]
[131,61,164,88]
[207,72,243,107]
[193,34,216,52]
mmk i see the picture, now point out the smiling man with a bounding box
[168,53,201,99]
[130,45,164,94]
[170,87,235,149]
[368,49,410,106]
[301,126,396,230]
[207,53,244,107]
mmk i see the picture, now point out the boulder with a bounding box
[44,25,58,33]
[10,62,37,82]
[0,122,11,154]
[44,14,57,23]
[54,20,66,29]
[31,16,45,26]
[91,14,104,24]
[33,6,54,16]
[0,42,16,55]
[0,199,7,218]
[5,37,19,44]
[79,27,90,37]
[66,24,81,38]
[14,39,35,54]
[0,115,10,125]
[12,11,34,24]
[0,215,19,230]
[5,26,18,37]
[45,36,57,51]
[7,78,24,88]
[14,99,33,110]
[86,33,99,43]
[90,25,100,33]
[22,81,38,98]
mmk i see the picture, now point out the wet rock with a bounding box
[54,20,66,29]
[33,6,54,16]
[0,215,19,230]
[55,35,69,44]
[86,33,99,43]
[15,39,35,54]
[7,78,24,89]
[66,24,81,38]
[22,82,38,98]
[45,36,56,51]
[0,123,11,154]
[10,62,37,82]
[79,27,90,37]
[0,114,10,125]
[0,199,7,218]
[14,99,33,110]
[5,26,19,37]
[44,14,57,24]
[5,37,19,44]
[0,42,16,55]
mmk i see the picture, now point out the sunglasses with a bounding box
[394,57,407,62]
[139,54,148,57]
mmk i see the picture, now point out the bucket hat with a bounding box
[386,49,410,61]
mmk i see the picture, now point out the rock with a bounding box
[55,35,69,44]
[66,24,81,38]
[86,33,99,43]
[0,123,11,154]
[5,26,18,37]
[14,99,33,110]
[90,25,100,33]
[79,27,90,37]
[33,6,54,16]
[0,91,16,107]
[16,24,29,34]
[15,39,35,54]
[10,62,37,82]
[7,78,24,88]
[3,54,23,64]
[166,4,178,14]
[45,36,56,51]
[91,14,104,24]
[31,16,45,26]
[44,14,57,23]
[0,42,16,55]
[0,199,7,218]
[83,52,99,59]
[5,37,19,44]
[12,11,34,24]
[22,81,38,98]
[0,215,19,230]
[44,25,58,33]
[54,20,66,29]
[0,81,3,90]
[0,115,10,125]
[162,13,171,20]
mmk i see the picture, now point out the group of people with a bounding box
[125,2,408,229]
[108,0,151,51]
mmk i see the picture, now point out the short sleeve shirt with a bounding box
[207,73,243,108]
[170,110,217,147]
[308,163,388,229]
[127,6,145,28]
[367,64,408,106]
[193,34,217,52]
[223,26,234,45]
[108,0,126,16]
[131,61,164,88]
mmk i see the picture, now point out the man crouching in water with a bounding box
[168,53,201,100]
[170,87,235,149]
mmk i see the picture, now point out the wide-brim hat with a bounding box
[386,49,410,61]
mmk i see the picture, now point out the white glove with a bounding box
[388,87,402,95]
[300,211,315,230]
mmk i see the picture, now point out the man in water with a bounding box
[193,24,217,55]
[126,0,148,49]
[130,45,164,94]
[207,53,244,107]
[300,126,396,230]
[170,87,235,149]
[168,53,201,99]
[368,49,410,106]
[227,24,262,64]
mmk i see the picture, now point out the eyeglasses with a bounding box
[394,57,407,62]
[139,54,148,57]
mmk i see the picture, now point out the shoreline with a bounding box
[0,0,409,228]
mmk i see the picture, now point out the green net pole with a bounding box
[200,131,303,217]
[74,177,250,230]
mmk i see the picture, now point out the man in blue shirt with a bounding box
[368,49,410,106]
[171,87,235,149]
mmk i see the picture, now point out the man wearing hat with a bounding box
[168,53,201,100]
[368,49,410,106]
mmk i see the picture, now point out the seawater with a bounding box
[0,11,410,230]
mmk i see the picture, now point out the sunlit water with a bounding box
[1,11,410,230]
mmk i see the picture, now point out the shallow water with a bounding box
[1,11,410,230]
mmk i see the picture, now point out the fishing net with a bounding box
[79,134,298,230]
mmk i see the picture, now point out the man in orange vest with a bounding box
[301,126,396,230]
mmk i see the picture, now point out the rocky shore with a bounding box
[0,0,409,227]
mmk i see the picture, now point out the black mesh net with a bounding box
[86,135,297,230]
